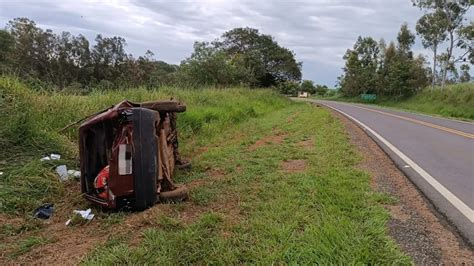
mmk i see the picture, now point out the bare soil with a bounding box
[1,162,242,265]
[297,138,314,150]
[328,108,474,265]
[247,132,287,151]
[281,159,307,172]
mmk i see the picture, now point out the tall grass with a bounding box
[0,75,290,214]
[380,83,474,120]
[322,83,474,120]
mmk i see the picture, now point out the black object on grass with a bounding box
[33,203,54,219]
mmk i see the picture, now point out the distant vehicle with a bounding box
[79,100,189,211]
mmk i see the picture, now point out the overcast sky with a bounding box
[0,0,471,86]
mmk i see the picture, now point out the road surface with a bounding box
[307,99,474,244]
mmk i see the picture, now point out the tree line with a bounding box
[338,0,472,98]
[0,18,302,92]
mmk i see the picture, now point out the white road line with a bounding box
[322,103,474,223]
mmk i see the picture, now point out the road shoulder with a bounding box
[323,105,473,264]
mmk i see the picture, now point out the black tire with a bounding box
[159,185,189,203]
[132,108,158,211]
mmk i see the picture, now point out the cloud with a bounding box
[0,0,470,86]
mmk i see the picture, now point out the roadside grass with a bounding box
[9,236,52,258]
[0,75,288,215]
[379,83,474,120]
[82,102,411,264]
[316,83,474,120]
[1,75,411,263]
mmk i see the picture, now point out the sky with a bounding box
[0,0,472,87]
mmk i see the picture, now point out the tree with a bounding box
[397,23,416,57]
[388,25,428,97]
[1,18,302,90]
[0,30,14,64]
[218,27,302,87]
[459,64,470,82]
[315,84,329,96]
[340,36,380,96]
[457,22,473,65]
[91,34,128,85]
[416,10,447,88]
[378,41,397,95]
[412,0,471,88]
[71,34,92,85]
[339,31,428,99]
[277,80,299,96]
[178,41,250,87]
[6,17,53,78]
[300,80,316,94]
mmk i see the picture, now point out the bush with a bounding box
[97,79,114,90]
[315,85,329,96]
[277,81,299,96]
[63,82,88,95]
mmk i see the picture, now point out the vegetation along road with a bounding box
[306,99,474,244]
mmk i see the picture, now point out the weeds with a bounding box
[81,102,411,264]
[0,75,289,214]
[10,236,50,258]
[1,75,411,263]
[321,83,474,120]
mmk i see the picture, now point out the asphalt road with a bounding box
[306,99,474,243]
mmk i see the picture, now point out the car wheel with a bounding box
[132,107,159,211]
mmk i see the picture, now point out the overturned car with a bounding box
[79,100,189,211]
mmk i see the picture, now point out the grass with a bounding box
[0,75,288,214]
[82,102,410,264]
[317,83,474,120]
[9,236,51,258]
[379,83,474,120]
[1,75,411,263]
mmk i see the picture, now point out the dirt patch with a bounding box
[247,132,287,151]
[281,159,307,172]
[1,182,108,265]
[207,169,226,180]
[286,111,300,123]
[0,213,24,229]
[298,138,314,150]
[328,108,474,264]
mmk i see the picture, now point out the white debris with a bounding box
[403,165,411,168]
[0,172,3,176]
[67,170,81,178]
[56,165,69,181]
[40,156,51,161]
[40,153,61,161]
[65,208,94,225]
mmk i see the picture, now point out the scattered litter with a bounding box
[403,165,411,168]
[40,153,61,161]
[65,208,94,226]
[33,203,54,219]
[56,165,69,181]
[40,156,51,161]
[67,169,81,178]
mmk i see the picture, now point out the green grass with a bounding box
[9,236,51,258]
[0,75,288,214]
[379,83,474,120]
[318,83,474,120]
[82,102,410,264]
[1,75,410,263]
